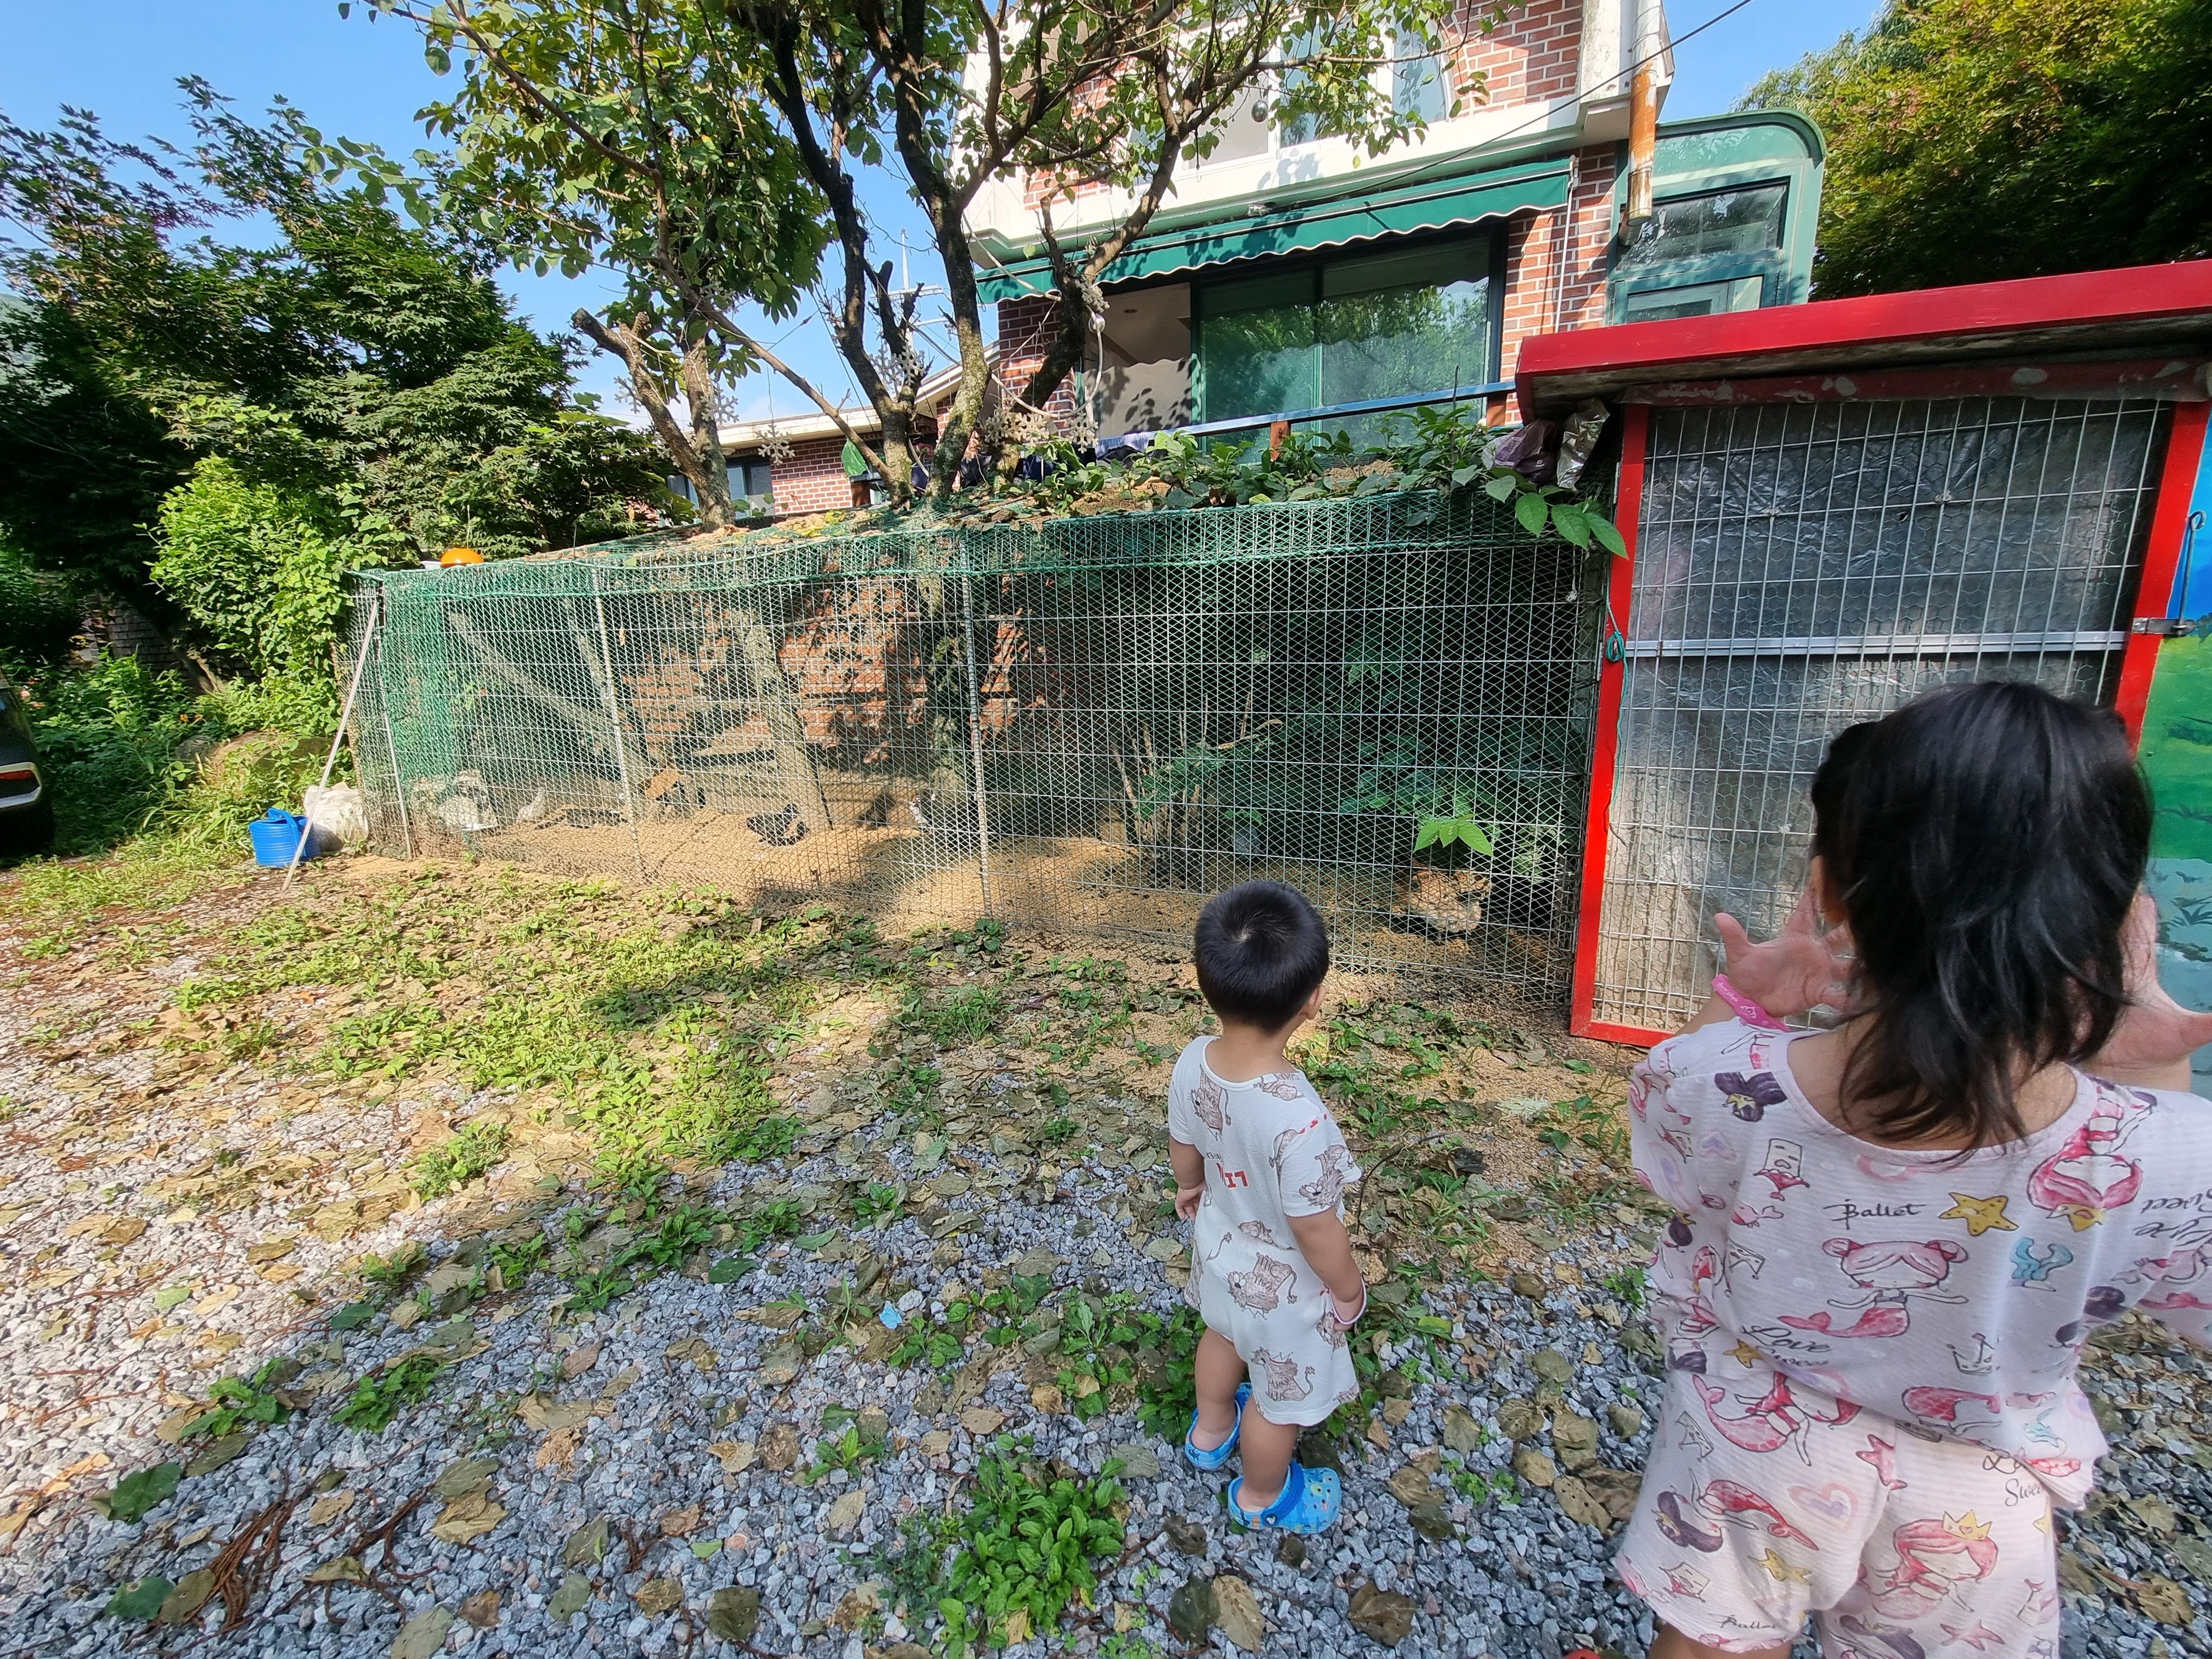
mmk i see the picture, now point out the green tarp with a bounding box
[974,158,1568,303]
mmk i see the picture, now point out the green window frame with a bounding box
[1609,179,1793,323]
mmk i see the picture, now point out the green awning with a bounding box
[975,157,1568,303]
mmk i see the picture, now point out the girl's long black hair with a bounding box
[1811,681,2151,1147]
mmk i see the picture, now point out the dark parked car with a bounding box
[0,663,54,857]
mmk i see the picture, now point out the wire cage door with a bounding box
[1579,391,2182,1040]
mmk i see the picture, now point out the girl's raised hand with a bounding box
[2095,893,2212,1076]
[1714,888,1858,1019]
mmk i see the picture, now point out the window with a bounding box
[1392,31,1449,123]
[1278,29,1335,149]
[1195,83,1272,167]
[729,457,775,507]
[1622,275,1765,321]
[1615,184,1786,271]
[1195,236,1495,436]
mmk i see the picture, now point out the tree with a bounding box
[1745,0,2212,296]
[363,0,1493,506]
[0,84,671,685]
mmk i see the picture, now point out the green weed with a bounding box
[489,1233,550,1284]
[359,1241,426,1294]
[332,1356,444,1433]
[851,1182,903,1223]
[900,1444,1126,1652]
[413,1120,511,1199]
[906,983,1005,1046]
[178,1359,291,1440]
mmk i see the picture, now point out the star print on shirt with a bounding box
[1940,1192,2018,1236]
[1728,1339,1765,1368]
[1754,1548,1810,1584]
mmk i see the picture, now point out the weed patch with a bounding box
[413,1120,510,1199]
[178,1360,291,1440]
[332,1355,445,1433]
[889,1442,1125,1652]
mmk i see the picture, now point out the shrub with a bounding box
[150,456,351,687]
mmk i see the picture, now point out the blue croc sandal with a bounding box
[1183,1383,1250,1471]
[1226,1460,1342,1535]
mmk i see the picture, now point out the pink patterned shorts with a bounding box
[1615,1373,2063,1658]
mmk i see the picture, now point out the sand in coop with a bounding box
[469,809,1562,995]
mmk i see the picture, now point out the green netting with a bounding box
[346,489,1607,1009]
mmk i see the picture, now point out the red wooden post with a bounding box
[1568,402,1649,1042]
[2115,399,2211,743]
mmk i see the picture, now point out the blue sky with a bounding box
[1,0,1880,417]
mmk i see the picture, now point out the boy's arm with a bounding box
[1170,1137,1205,1221]
[1285,1209,1366,1318]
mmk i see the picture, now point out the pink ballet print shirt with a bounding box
[1630,1021,2212,1505]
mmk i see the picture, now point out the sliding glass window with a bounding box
[1194,235,1497,444]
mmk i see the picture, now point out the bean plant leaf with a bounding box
[1588,514,1628,557]
[1549,501,1594,548]
[1514,490,1550,537]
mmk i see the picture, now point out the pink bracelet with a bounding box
[1713,974,1789,1030]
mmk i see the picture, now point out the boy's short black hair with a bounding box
[1194,881,1330,1030]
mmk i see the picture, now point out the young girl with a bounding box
[1618,681,2212,1659]
[1169,880,1368,1533]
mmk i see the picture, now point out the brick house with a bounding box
[721,0,1820,495]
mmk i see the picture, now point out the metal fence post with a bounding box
[960,571,994,912]
[589,566,649,883]
[372,593,416,860]
[285,591,382,887]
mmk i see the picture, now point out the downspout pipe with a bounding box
[1620,0,1666,242]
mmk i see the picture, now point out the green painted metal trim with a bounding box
[1601,109,1827,320]
[975,159,1567,304]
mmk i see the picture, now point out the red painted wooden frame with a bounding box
[1517,259,2212,420]
[1568,403,1654,1047]
[1564,397,2212,1053]
[2117,399,2212,740]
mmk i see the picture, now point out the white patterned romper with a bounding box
[1168,1036,1363,1427]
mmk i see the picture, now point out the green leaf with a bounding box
[330,1300,376,1330]
[1588,514,1628,557]
[104,1463,180,1525]
[1482,472,1520,501]
[152,1284,193,1314]
[105,1576,174,1620]
[708,1255,755,1284]
[1413,821,1442,851]
[1550,501,1594,548]
[1450,465,1482,487]
[1514,491,1550,536]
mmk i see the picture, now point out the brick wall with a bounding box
[1019,0,1584,217]
[765,436,863,515]
[990,294,1082,431]
[1499,143,1619,381]
[1453,0,1583,113]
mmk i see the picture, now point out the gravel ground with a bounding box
[1,862,2208,1659]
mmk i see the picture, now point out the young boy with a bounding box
[1169,881,1368,1533]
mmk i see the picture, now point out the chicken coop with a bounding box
[343,492,1607,1012]
[1514,259,2212,1045]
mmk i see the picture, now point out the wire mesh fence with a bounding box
[1589,394,2174,1033]
[348,492,1609,1012]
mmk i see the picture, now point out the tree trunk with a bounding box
[573,307,733,527]
[731,603,832,832]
